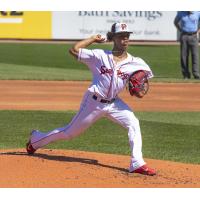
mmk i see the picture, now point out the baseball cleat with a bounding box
[26,141,36,155]
[26,130,37,155]
[131,164,156,176]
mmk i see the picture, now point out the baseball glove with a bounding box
[128,70,149,98]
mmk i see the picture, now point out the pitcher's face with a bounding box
[113,33,130,50]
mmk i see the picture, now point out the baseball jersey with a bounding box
[78,48,153,100]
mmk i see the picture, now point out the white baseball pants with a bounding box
[30,91,146,171]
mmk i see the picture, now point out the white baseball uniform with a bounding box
[30,48,153,172]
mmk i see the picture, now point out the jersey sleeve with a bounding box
[78,48,100,70]
[131,57,154,79]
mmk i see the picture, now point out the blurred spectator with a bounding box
[174,11,200,79]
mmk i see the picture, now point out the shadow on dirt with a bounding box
[0,151,129,173]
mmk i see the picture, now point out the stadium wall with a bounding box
[0,11,178,41]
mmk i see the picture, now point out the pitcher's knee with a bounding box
[133,117,140,126]
[129,116,140,129]
[128,117,141,136]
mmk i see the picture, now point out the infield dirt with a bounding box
[0,80,200,187]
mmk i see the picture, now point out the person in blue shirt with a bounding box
[174,11,200,79]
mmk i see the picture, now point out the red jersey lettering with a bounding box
[117,69,129,80]
[100,66,113,75]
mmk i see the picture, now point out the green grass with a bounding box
[0,110,199,164]
[0,42,199,81]
[0,43,80,70]
[0,63,91,80]
[0,42,200,165]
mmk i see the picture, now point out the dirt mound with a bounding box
[0,149,200,188]
[1,80,200,188]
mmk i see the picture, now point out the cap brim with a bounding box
[114,31,133,34]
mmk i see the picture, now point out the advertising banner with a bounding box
[0,11,177,41]
[0,11,51,39]
[52,11,177,41]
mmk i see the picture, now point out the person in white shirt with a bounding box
[26,22,156,176]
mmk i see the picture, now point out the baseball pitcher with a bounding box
[26,22,156,176]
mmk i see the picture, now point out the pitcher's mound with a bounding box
[0,149,200,188]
